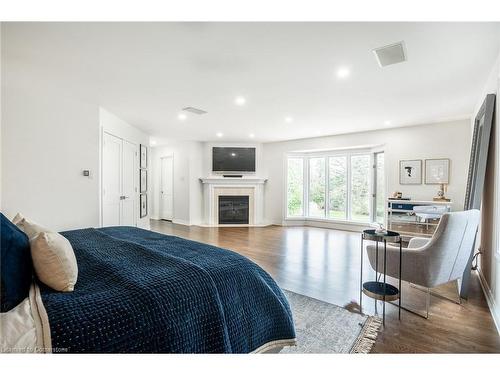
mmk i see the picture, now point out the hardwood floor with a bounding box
[150,220,500,353]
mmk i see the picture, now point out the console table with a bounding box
[387,199,452,239]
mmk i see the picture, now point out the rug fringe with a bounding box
[350,316,382,354]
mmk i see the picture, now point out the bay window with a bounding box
[286,150,383,224]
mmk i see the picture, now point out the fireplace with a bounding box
[218,195,249,224]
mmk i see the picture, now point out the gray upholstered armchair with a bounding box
[366,209,480,318]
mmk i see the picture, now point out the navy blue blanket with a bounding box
[39,227,295,353]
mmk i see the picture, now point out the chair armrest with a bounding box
[408,237,430,249]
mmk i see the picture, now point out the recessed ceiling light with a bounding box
[234,96,246,106]
[285,116,293,123]
[336,67,350,79]
[216,132,223,138]
[384,120,392,126]
[150,140,157,146]
[230,152,236,157]
[178,113,187,121]
[249,133,255,138]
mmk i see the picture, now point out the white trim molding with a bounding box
[282,218,369,233]
[172,218,192,226]
[200,177,268,227]
[477,269,500,335]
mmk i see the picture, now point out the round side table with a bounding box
[360,229,402,325]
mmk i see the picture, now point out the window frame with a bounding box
[285,149,382,225]
[285,156,306,218]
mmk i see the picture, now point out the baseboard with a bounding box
[282,219,367,233]
[477,269,500,335]
[197,223,272,228]
[172,219,191,226]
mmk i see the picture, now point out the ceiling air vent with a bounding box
[182,107,207,115]
[373,41,407,67]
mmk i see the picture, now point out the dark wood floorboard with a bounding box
[150,220,500,353]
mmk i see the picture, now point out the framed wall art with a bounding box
[140,144,147,169]
[140,194,148,218]
[399,159,422,185]
[140,169,147,193]
[425,158,450,184]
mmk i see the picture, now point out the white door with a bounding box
[122,140,137,226]
[102,132,138,227]
[160,156,174,220]
[102,133,122,226]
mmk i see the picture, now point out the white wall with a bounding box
[1,34,151,231]
[99,108,150,229]
[151,140,204,225]
[262,119,471,225]
[189,142,204,224]
[476,52,500,333]
[1,55,100,230]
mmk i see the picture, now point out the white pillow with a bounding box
[30,232,78,292]
[15,215,50,240]
[12,212,24,225]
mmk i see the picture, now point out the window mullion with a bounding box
[370,153,375,223]
[347,155,352,221]
[304,157,309,218]
[325,157,329,219]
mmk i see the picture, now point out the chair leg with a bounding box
[425,288,430,319]
[455,279,462,305]
[390,281,430,319]
[410,282,461,305]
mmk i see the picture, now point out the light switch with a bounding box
[83,170,91,177]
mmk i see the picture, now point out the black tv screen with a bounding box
[212,147,256,172]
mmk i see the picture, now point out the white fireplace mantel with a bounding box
[200,177,268,227]
[200,177,267,185]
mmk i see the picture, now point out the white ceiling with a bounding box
[3,22,500,143]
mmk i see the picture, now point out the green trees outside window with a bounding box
[350,155,370,221]
[328,156,347,219]
[287,158,304,216]
[308,157,326,217]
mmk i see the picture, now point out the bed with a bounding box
[1,226,296,353]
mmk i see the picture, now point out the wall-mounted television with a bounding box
[212,147,256,172]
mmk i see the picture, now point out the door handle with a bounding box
[120,196,130,200]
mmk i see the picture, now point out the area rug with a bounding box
[280,290,381,353]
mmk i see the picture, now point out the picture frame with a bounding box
[425,158,450,184]
[140,144,147,169]
[140,194,148,218]
[140,169,147,193]
[399,159,422,185]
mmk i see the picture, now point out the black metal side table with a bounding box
[360,229,402,325]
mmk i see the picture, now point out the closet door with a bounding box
[160,156,174,220]
[102,133,138,227]
[102,133,122,226]
[121,140,137,226]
